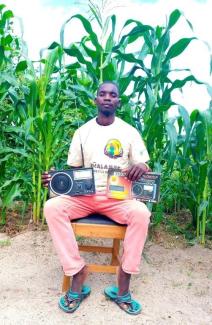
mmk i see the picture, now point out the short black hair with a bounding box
[97,81,119,95]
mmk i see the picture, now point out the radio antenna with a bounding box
[72,80,85,168]
[80,142,85,167]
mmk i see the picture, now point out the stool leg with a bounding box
[62,275,72,292]
[111,239,120,266]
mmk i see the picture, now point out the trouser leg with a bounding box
[121,202,150,274]
[43,195,93,276]
[98,197,151,274]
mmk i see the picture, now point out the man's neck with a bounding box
[96,114,115,126]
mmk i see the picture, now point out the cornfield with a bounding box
[0,2,211,244]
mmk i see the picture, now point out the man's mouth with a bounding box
[103,103,112,108]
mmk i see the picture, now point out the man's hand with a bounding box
[41,168,55,188]
[124,163,151,181]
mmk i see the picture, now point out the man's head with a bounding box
[95,81,120,117]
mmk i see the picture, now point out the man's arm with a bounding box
[126,128,151,181]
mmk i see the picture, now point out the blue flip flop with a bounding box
[59,285,91,313]
[104,286,142,315]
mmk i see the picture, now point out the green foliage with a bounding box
[0,238,11,247]
[0,1,211,243]
[0,5,28,224]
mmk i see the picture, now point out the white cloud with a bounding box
[5,0,212,111]
[6,0,73,56]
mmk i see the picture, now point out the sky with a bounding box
[4,0,212,113]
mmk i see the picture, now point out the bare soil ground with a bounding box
[0,227,211,325]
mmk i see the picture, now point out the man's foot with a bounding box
[71,265,89,292]
[104,286,142,315]
[117,266,131,296]
[58,265,90,313]
[59,285,91,313]
[116,266,135,312]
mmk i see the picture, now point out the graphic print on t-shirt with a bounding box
[67,117,150,192]
[104,139,123,159]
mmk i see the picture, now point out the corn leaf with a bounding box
[164,37,196,62]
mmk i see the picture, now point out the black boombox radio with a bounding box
[131,172,161,202]
[107,169,161,202]
[49,168,96,197]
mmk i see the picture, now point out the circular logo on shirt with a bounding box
[104,139,123,158]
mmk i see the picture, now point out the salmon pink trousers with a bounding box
[44,194,151,276]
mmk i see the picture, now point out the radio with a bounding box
[49,168,96,197]
[131,172,161,202]
[107,169,161,202]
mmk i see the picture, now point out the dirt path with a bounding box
[0,231,211,325]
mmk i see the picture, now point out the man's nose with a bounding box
[104,93,111,101]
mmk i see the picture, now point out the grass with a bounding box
[0,239,11,247]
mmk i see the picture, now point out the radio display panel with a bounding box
[73,169,92,180]
[109,185,125,192]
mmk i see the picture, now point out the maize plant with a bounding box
[0,4,29,224]
[0,1,211,243]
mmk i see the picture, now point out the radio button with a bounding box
[85,181,93,190]
[76,183,83,191]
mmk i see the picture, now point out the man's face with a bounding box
[95,83,120,117]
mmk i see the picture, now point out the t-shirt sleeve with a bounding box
[129,128,150,164]
[67,130,83,167]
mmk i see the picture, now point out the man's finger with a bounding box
[131,168,141,181]
[137,170,145,180]
[121,168,128,174]
[127,165,137,180]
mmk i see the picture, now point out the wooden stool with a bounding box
[62,213,127,292]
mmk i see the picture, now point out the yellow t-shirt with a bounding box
[67,117,149,193]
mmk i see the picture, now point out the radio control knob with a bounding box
[85,181,92,190]
[132,184,142,196]
[76,183,83,190]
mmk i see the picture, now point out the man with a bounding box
[42,81,151,315]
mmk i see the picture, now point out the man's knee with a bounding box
[43,197,61,220]
[129,202,151,226]
[134,212,150,227]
